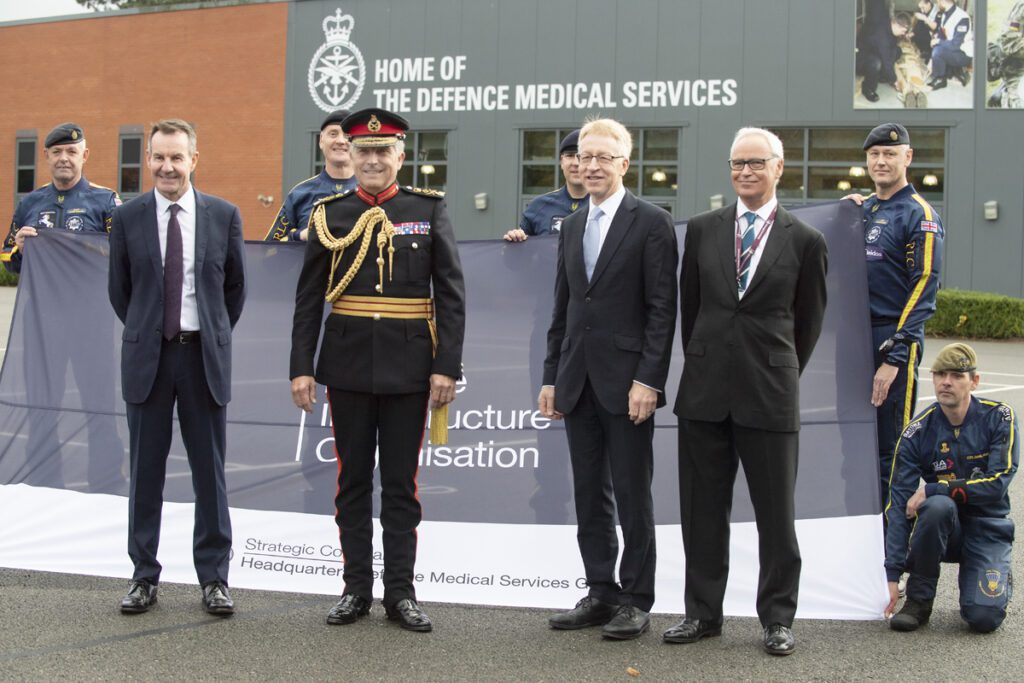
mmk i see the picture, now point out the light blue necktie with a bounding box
[737,210,758,295]
[583,206,603,281]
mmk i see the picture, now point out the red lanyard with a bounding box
[735,205,778,277]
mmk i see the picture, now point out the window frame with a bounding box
[15,134,37,203]
[118,132,144,199]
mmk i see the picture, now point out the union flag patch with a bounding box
[920,220,940,233]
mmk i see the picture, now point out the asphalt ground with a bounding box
[0,285,1021,681]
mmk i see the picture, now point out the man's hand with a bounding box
[538,385,562,420]
[503,228,528,242]
[871,362,899,407]
[291,375,317,413]
[299,227,309,242]
[905,486,927,519]
[885,581,900,618]
[842,193,867,205]
[628,382,658,425]
[430,374,456,409]
[14,226,37,250]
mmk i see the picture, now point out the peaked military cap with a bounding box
[863,123,910,150]
[45,122,85,148]
[342,108,409,147]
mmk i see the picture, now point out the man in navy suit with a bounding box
[540,118,677,640]
[109,119,246,616]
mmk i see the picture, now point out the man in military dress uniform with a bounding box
[846,123,943,507]
[265,109,357,242]
[885,343,1017,633]
[290,108,465,632]
[504,129,587,241]
[2,122,125,492]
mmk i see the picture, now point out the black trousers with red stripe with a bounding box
[327,388,429,607]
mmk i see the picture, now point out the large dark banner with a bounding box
[0,201,877,524]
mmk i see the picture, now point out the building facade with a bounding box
[3,0,1022,296]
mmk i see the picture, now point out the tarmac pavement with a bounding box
[0,285,1020,681]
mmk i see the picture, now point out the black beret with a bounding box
[863,123,910,150]
[559,129,581,155]
[321,109,351,131]
[44,122,84,148]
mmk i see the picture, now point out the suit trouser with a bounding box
[126,338,231,586]
[327,388,428,607]
[873,323,920,506]
[679,417,800,628]
[563,380,656,612]
[904,496,1014,632]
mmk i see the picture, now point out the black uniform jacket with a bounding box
[289,184,466,394]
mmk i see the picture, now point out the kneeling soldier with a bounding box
[289,109,465,631]
[885,343,1018,632]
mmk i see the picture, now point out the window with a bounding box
[397,131,448,190]
[118,134,143,198]
[15,136,36,201]
[311,130,449,191]
[519,127,680,215]
[768,127,946,208]
[311,131,325,177]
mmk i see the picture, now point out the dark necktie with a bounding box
[737,211,757,295]
[163,204,183,340]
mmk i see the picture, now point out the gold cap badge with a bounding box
[368,115,381,133]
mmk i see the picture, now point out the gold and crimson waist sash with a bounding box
[330,294,448,445]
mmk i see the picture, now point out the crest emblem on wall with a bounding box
[307,7,366,113]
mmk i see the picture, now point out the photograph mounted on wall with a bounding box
[987,0,1024,107]
[855,0,975,109]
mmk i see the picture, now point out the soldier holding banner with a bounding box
[289,108,465,632]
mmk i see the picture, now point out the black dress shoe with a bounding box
[662,616,723,643]
[890,597,932,631]
[763,624,795,656]
[385,598,432,632]
[929,78,948,91]
[202,581,235,616]
[326,594,371,625]
[120,580,157,614]
[602,605,650,640]
[548,596,618,630]
[955,71,970,87]
[863,90,880,103]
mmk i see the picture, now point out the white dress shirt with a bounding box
[587,184,627,252]
[154,187,199,331]
[736,195,778,300]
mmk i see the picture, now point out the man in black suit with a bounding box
[540,118,677,640]
[109,119,246,616]
[663,128,827,655]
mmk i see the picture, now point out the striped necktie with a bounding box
[737,210,757,296]
[163,204,183,339]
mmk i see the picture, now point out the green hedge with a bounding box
[0,268,17,287]
[925,288,1024,339]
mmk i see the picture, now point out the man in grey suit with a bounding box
[109,119,246,616]
[663,128,828,655]
[540,118,677,640]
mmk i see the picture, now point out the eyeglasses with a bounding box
[728,157,776,171]
[576,153,625,166]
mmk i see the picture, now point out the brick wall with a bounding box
[0,2,288,241]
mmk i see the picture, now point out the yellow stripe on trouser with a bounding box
[331,295,448,445]
[902,343,917,429]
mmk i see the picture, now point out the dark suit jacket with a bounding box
[543,190,677,415]
[674,202,827,432]
[108,189,247,406]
